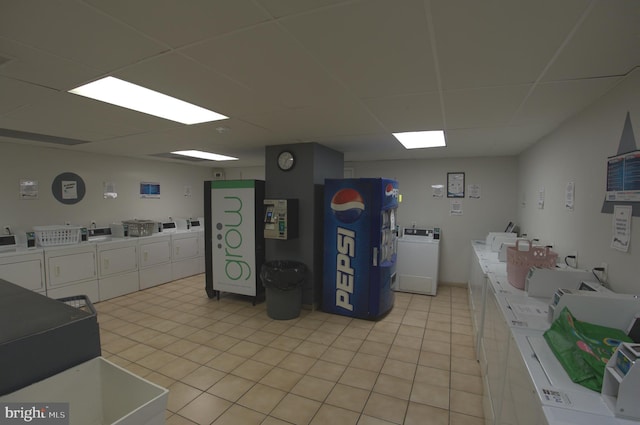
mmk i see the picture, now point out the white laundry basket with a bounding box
[0,357,168,425]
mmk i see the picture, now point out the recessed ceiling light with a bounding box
[69,76,228,125]
[392,130,446,149]
[171,150,238,161]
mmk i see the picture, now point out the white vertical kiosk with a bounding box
[204,180,265,305]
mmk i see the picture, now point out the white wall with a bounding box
[347,157,518,284]
[0,142,213,237]
[517,69,640,294]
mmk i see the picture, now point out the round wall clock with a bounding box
[277,151,295,171]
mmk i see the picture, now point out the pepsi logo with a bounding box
[385,183,399,198]
[331,188,365,223]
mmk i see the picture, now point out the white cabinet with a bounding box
[44,244,99,301]
[483,283,510,425]
[170,231,203,280]
[0,249,46,294]
[97,238,138,301]
[138,234,172,289]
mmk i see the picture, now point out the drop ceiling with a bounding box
[0,0,638,167]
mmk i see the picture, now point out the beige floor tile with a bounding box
[450,390,484,418]
[207,374,254,402]
[380,358,417,381]
[451,358,481,376]
[331,335,364,352]
[245,330,279,345]
[363,392,408,424]
[207,352,245,372]
[404,402,449,425]
[293,340,329,358]
[231,358,273,381]
[158,357,201,380]
[282,326,315,340]
[338,366,378,391]
[145,371,176,389]
[291,375,335,402]
[410,381,449,409]
[262,416,295,425]
[325,383,370,412]
[359,341,391,357]
[237,383,287,414]
[178,392,232,425]
[227,340,263,358]
[388,345,420,364]
[349,352,385,373]
[451,371,483,394]
[181,365,226,391]
[278,352,318,374]
[182,345,222,364]
[271,393,322,425]
[225,325,257,340]
[311,404,360,425]
[418,350,450,370]
[117,343,157,362]
[260,367,303,391]
[320,346,356,365]
[373,374,412,400]
[421,339,451,356]
[307,360,347,382]
[212,404,265,425]
[269,335,303,351]
[414,365,450,388]
[136,350,178,370]
[366,330,396,345]
[166,382,203,413]
[96,275,484,425]
[449,411,486,425]
[251,346,290,366]
[166,413,198,424]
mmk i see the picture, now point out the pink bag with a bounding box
[506,240,558,289]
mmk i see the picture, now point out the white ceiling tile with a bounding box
[431,0,591,89]
[84,0,271,48]
[181,23,350,109]
[1,92,177,141]
[364,93,444,132]
[543,0,640,81]
[281,0,439,98]
[512,77,622,126]
[0,1,166,72]
[443,85,530,128]
[256,0,350,18]
[0,38,99,90]
[0,75,57,116]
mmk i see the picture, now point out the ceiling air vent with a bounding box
[0,128,89,145]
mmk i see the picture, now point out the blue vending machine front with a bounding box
[323,178,398,319]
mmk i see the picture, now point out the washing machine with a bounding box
[396,227,440,296]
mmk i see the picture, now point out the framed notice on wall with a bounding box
[447,172,465,198]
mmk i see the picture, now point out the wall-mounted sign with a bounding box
[19,179,39,200]
[447,172,465,198]
[140,182,160,199]
[52,172,85,205]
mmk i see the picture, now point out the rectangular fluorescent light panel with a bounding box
[393,130,446,149]
[69,76,228,125]
[172,150,238,161]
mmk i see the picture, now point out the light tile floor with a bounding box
[96,275,484,425]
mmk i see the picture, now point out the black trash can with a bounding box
[260,261,306,320]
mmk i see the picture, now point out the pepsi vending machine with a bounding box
[323,178,399,319]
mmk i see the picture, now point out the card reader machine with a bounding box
[264,199,298,240]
